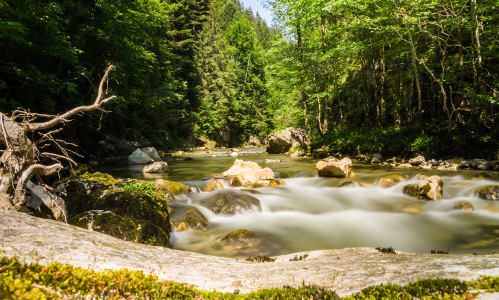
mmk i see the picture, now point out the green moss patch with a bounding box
[1,257,498,299]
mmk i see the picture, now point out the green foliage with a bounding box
[289,254,309,261]
[123,182,158,200]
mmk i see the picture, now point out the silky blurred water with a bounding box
[99,148,499,258]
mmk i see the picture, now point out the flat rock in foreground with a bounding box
[1,211,498,297]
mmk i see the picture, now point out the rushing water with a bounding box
[99,148,499,258]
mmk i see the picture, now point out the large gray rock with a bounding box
[266,127,310,154]
[2,210,499,297]
[128,148,155,165]
[128,147,162,165]
[316,157,353,178]
[141,147,161,161]
[376,174,408,188]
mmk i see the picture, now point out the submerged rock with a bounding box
[220,229,256,244]
[316,157,353,178]
[266,127,310,154]
[222,159,284,188]
[198,190,261,215]
[376,174,408,188]
[403,176,443,201]
[453,201,474,211]
[171,206,209,231]
[476,185,499,201]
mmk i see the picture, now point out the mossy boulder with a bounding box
[58,172,171,247]
[153,179,190,196]
[69,210,168,246]
[476,185,499,201]
[376,174,408,188]
[403,176,443,201]
[198,190,261,215]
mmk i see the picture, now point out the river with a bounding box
[99,148,499,258]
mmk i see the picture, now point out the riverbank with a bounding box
[1,210,498,297]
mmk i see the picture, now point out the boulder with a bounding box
[409,155,426,166]
[475,185,499,201]
[128,149,154,165]
[403,176,443,201]
[57,172,172,247]
[316,157,353,178]
[142,162,169,173]
[266,127,310,154]
[153,179,190,196]
[453,201,474,211]
[371,153,382,164]
[141,147,161,161]
[376,174,408,188]
[222,159,284,188]
[197,190,261,215]
[171,206,208,231]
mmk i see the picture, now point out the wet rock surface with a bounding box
[403,175,444,201]
[476,185,499,201]
[1,211,498,297]
[197,189,262,215]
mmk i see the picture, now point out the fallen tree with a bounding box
[0,65,116,221]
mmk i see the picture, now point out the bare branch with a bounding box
[28,65,116,131]
[13,163,62,206]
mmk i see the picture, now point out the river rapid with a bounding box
[99,148,499,258]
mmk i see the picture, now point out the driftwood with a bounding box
[0,65,116,220]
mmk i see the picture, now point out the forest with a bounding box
[1,0,498,158]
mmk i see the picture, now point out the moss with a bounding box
[153,179,190,196]
[65,171,118,186]
[2,257,498,300]
[245,255,276,263]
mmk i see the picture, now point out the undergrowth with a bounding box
[1,257,498,299]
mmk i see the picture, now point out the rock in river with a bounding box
[403,175,443,201]
[476,185,499,201]
[197,189,261,215]
[222,159,284,188]
[316,157,353,178]
[142,161,169,173]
